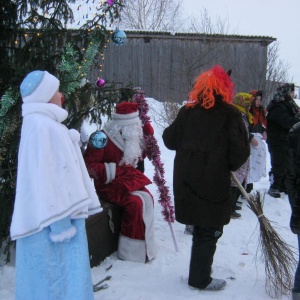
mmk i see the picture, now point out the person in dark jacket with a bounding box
[266,83,300,198]
[285,122,300,300]
[162,65,250,292]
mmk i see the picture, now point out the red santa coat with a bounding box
[84,130,157,262]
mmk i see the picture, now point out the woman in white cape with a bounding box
[10,70,102,300]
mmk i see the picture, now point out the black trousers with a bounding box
[268,144,286,189]
[230,186,241,212]
[188,225,223,289]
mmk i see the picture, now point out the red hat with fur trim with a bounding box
[112,101,140,125]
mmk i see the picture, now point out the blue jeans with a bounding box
[294,235,300,293]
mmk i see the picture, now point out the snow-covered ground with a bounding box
[0,98,298,300]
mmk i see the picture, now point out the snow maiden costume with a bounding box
[84,101,157,263]
[10,70,102,300]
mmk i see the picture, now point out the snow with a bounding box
[0,98,298,300]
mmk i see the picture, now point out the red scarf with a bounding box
[251,106,267,127]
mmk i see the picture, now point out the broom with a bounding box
[231,172,297,299]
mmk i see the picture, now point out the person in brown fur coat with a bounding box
[163,65,249,292]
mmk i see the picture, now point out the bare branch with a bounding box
[119,0,185,31]
[185,8,232,34]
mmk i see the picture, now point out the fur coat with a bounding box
[162,100,250,227]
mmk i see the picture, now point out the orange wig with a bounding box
[186,65,234,109]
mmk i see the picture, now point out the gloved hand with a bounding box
[143,123,154,135]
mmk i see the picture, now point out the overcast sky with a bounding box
[181,0,300,86]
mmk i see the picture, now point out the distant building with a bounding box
[93,31,276,102]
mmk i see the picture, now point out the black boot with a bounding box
[268,187,281,198]
[246,183,253,193]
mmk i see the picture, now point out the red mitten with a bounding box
[143,123,154,135]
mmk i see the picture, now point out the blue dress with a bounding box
[15,219,94,300]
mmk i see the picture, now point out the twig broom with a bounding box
[231,172,297,299]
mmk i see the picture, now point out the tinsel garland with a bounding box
[0,88,20,165]
[59,30,103,96]
[59,43,80,96]
[134,91,175,223]
[0,88,18,118]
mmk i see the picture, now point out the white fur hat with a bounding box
[20,70,60,103]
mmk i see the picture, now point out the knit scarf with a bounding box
[233,104,254,124]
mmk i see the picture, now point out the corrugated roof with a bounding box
[123,30,276,41]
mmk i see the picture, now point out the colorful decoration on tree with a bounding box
[111,28,126,46]
[59,30,104,97]
[107,0,114,5]
[89,131,108,149]
[96,78,106,88]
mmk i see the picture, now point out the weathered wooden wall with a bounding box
[90,31,275,103]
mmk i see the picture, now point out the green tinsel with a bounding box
[81,30,105,76]
[0,88,18,117]
[59,30,105,97]
[0,88,20,144]
[59,43,81,96]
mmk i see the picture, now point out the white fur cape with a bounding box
[10,103,102,240]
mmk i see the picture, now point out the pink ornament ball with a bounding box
[96,78,106,88]
[107,0,114,5]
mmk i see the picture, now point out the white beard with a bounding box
[105,121,144,168]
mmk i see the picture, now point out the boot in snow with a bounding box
[204,278,227,291]
[184,225,194,235]
[189,278,226,291]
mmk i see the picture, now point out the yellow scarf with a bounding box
[233,104,253,124]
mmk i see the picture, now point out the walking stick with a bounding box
[231,172,296,298]
[155,166,179,252]
[134,90,179,252]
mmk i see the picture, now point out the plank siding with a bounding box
[91,31,275,102]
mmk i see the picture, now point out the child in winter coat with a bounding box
[10,70,102,300]
[230,92,258,219]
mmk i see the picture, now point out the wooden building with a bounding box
[95,31,276,102]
